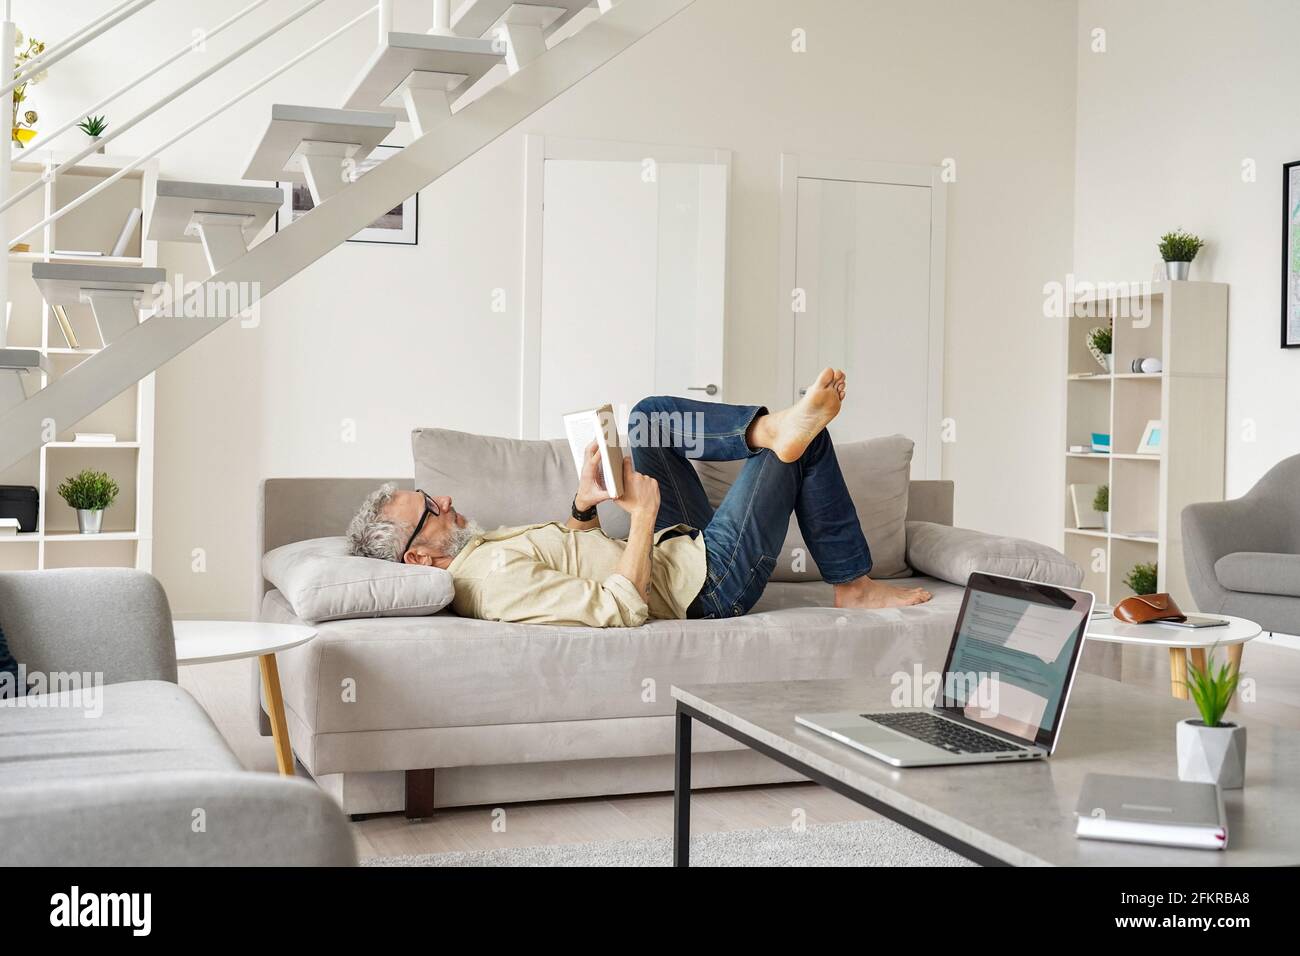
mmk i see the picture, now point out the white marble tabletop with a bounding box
[173,620,316,665]
[1086,613,1260,648]
[673,675,1299,866]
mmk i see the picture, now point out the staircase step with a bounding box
[452,0,592,39]
[32,262,168,346]
[341,32,504,117]
[147,180,283,245]
[242,105,396,199]
[0,348,48,373]
[32,262,168,304]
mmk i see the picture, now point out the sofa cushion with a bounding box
[0,680,241,784]
[412,428,631,539]
[693,434,913,580]
[262,575,966,774]
[905,520,1084,588]
[1214,551,1300,598]
[262,536,454,624]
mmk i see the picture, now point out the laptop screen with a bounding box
[938,573,1093,750]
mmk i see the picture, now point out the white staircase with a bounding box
[0,0,696,474]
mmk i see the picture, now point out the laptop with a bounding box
[796,572,1094,767]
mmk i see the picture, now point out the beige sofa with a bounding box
[255,430,1086,817]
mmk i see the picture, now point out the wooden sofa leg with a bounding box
[405,769,436,821]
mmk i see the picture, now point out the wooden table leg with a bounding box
[258,653,294,776]
[1169,647,1189,699]
[1225,642,1243,674]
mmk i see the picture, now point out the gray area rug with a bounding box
[363,819,975,867]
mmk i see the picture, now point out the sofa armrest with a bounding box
[0,771,356,866]
[905,521,1083,588]
[0,568,177,686]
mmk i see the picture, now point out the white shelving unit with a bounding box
[0,150,157,572]
[1061,281,1228,609]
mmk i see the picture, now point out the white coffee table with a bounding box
[1085,613,1260,700]
[174,620,316,776]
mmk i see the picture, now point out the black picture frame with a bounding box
[1282,160,1300,348]
[273,144,418,246]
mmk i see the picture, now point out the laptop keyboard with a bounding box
[863,711,1026,755]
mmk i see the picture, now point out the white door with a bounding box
[787,165,944,478]
[526,143,729,439]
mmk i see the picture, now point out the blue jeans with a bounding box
[628,396,873,619]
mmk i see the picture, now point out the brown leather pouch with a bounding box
[1114,593,1187,624]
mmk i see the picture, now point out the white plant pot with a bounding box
[85,135,105,154]
[76,509,103,534]
[1101,513,1110,531]
[1176,718,1246,789]
[1102,353,1113,373]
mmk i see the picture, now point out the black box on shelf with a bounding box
[0,486,38,533]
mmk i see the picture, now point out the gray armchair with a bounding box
[1182,454,1300,635]
[0,568,356,866]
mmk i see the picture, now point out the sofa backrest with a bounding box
[258,438,956,603]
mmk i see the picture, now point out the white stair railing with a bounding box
[0,0,350,224]
[0,0,697,472]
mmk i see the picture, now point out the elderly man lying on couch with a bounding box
[346,369,931,627]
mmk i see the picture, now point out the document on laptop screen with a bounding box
[944,589,1083,742]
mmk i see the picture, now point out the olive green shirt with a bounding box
[447,522,707,627]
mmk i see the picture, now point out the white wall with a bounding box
[1074,0,1300,501]
[17,0,1078,617]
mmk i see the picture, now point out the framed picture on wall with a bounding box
[1282,160,1300,347]
[275,144,418,245]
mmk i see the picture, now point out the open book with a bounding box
[562,404,625,499]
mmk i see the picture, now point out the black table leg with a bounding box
[673,708,691,867]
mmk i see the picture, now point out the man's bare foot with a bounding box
[750,367,845,463]
[834,575,933,609]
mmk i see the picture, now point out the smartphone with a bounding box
[1155,615,1229,629]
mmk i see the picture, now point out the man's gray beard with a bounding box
[442,519,485,559]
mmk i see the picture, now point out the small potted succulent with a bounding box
[1093,484,1109,531]
[1158,229,1205,281]
[1177,646,1246,789]
[1124,561,1158,595]
[76,114,108,152]
[57,468,119,534]
[1086,324,1113,373]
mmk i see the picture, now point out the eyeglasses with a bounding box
[401,490,439,560]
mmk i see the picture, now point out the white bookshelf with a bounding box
[0,150,157,573]
[1061,281,1228,609]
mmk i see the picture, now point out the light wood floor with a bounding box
[179,635,1300,860]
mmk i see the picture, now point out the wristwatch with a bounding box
[571,495,598,522]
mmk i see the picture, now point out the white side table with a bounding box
[1085,613,1260,700]
[174,620,316,776]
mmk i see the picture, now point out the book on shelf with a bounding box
[52,303,79,349]
[1075,773,1227,850]
[73,432,117,444]
[110,208,143,258]
[562,404,625,499]
[51,249,104,258]
[0,517,18,536]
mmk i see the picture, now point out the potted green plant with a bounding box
[1177,646,1245,788]
[1158,229,1205,281]
[57,469,119,534]
[76,114,108,152]
[1124,561,1158,596]
[1092,484,1109,531]
[1086,324,1113,373]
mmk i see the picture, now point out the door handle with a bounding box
[688,384,719,396]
